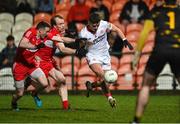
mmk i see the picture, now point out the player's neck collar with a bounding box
[87,25,96,34]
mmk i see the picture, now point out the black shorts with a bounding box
[145,46,180,77]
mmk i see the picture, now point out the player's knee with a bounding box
[17,90,24,97]
[56,75,66,85]
[44,86,51,93]
[19,93,24,97]
[36,77,49,87]
[142,71,156,86]
[59,78,66,85]
[61,78,66,85]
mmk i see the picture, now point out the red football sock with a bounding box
[104,93,112,98]
[62,100,69,110]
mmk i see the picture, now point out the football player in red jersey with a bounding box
[11,21,51,111]
[26,15,87,110]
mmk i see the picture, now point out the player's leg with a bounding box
[89,63,116,107]
[85,56,105,96]
[29,68,50,107]
[85,63,103,97]
[25,61,54,107]
[133,71,156,123]
[30,68,50,92]
[133,49,166,123]
[24,76,32,89]
[49,68,70,109]
[26,62,60,108]
[11,80,25,111]
[23,76,44,107]
[169,48,180,86]
[11,63,28,111]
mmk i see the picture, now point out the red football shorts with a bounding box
[39,61,54,77]
[13,62,38,81]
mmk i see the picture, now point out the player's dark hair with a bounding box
[36,21,50,29]
[89,13,101,24]
[50,15,64,26]
[164,0,176,5]
[6,35,14,41]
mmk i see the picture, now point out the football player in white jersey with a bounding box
[80,13,133,108]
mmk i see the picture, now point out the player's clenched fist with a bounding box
[123,39,134,50]
[75,47,87,57]
[75,38,87,48]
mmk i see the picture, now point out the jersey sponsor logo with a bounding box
[87,38,91,41]
[93,33,106,44]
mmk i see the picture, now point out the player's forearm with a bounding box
[52,36,76,44]
[61,37,75,43]
[19,43,36,49]
[57,43,76,54]
[19,37,36,49]
[116,28,126,40]
[51,36,64,42]
[111,24,126,39]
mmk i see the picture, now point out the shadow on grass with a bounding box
[40,107,98,112]
[0,107,36,111]
[0,107,98,112]
[71,108,98,112]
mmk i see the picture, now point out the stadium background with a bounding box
[0,0,179,123]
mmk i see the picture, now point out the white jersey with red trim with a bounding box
[79,20,112,55]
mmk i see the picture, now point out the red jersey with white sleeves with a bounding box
[14,28,41,66]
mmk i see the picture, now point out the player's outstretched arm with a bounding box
[131,20,154,71]
[19,37,37,49]
[50,35,64,42]
[51,34,88,48]
[56,42,87,57]
[56,42,76,54]
[110,23,133,50]
[62,37,89,49]
[110,23,126,40]
[61,37,75,43]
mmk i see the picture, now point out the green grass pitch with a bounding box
[0,94,179,123]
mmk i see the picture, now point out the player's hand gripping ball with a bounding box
[104,70,118,83]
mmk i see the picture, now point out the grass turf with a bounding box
[0,94,179,123]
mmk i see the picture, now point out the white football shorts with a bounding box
[86,52,111,70]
